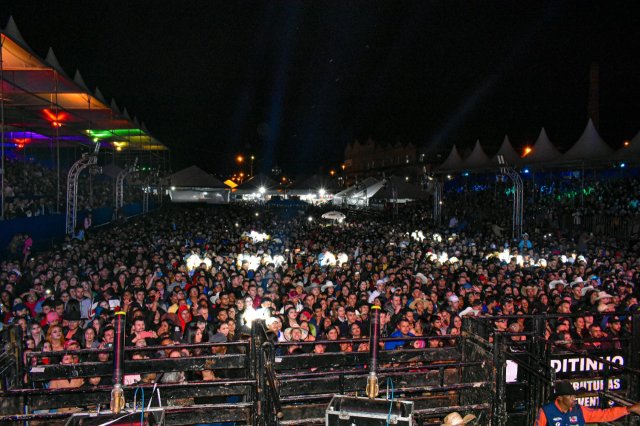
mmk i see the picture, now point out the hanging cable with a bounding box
[386,377,395,426]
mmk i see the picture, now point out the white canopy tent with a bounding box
[437,145,464,171]
[462,140,490,169]
[521,128,562,165]
[562,119,613,162]
[164,166,229,204]
[491,135,520,166]
[332,177,384,206]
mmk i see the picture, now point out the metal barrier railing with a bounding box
[464,312,640,426]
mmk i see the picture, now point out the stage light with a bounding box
[308,216,313,222]
[462,172,469,177]
[620,163,626,168]
[523,168,530,174]
[522,146,533,157]
[171,186,176,190]
[319,188,326,196]
[259,186,266,194]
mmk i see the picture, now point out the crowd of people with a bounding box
[2,157,140,219]
[441,175,640,237]
[0,190,638,389]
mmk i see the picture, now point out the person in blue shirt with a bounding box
[384,318,415,350]
[518,233,532,250]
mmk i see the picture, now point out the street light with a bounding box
[250,155,255,177]
[237,155,244,164]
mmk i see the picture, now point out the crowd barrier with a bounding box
[0,314,638,425]
[463,312,640,426]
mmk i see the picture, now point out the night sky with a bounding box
[3,1,640,176]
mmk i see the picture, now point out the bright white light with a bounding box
[273,254,285,267]
[259,186,266,194]
[235,222,239,227]
[308,216,313,222]
[438,252,449,263]
[432,233,443,243]
[446,175,452,180]
[405,176,409,181]
[186,254,202,272]
[171,186,176,191]
[243,306,256,328]
[320,250,336,267]
[337,253,349,266]
[498,249,510,263]
[247,230,269,242]
[202,192,208,195]
[319,188,326,196]
[411,230,426,242]
[255,212,259,217]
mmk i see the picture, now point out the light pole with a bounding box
[250,155,255,177]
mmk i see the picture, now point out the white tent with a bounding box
[437,145,463,171]
[463,140,490,169]
[332,177,384,206]
[234,174,279,195]
[371,176,427,203]
[491,135,520,166]
[562,119,613,162]
[165,165,227,188]
[164,165,229,204]
[521,128,562,164]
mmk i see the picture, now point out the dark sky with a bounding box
[4,1,640,176]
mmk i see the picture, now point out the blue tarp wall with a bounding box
[1,202,158,255]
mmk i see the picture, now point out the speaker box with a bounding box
[326,395,413,426]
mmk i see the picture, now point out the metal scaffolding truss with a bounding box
[142,171,159,214]
[497,155,524,239]
[65,144,99,235]
[115,158,138,214]
[433,179,443,226]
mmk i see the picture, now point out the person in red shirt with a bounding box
[535,382,640,426]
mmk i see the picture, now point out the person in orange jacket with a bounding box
[535,382,640,426]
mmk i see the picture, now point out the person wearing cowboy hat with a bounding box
[535,382,640,425]
[440,411,476,425]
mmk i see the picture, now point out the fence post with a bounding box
[250,319,266,426]
[492,332,506,426]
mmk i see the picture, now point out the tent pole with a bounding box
[54,72,61,213]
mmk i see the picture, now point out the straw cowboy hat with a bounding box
[440,412,476,425]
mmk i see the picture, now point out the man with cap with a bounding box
[535,382,640,425]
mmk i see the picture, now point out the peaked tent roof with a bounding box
[491,135,520,166]
[562,119,613,162]
[165,166,226,188]
[463,140,490,169]
[234,173,278,192]
[289,174,341,193]
[334,177,382,199]
[371,176,427,200]
[611,129,640,161]
[0,17,167,152]
[437,145,463,171]
[521,128,562,164]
